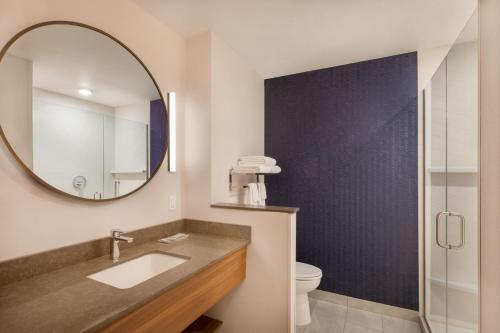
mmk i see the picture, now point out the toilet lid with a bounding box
[296,262,322,280]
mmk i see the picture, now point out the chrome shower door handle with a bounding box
[448,212,465,250]
[435,211,465,249]
[435,211,451,249]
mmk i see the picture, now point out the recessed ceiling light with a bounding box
[78,88,92,96]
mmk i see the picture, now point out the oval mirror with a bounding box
[0,22,168,201]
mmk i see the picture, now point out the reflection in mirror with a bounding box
[0,23,167,200]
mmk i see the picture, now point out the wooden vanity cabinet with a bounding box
[99,247,247,333]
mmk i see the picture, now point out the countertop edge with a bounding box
[211,203,299,213]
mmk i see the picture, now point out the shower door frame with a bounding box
[420,34,481,333]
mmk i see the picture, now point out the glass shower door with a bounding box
[424,58,448,333]
[444,10,479,333]
[424,9,479,333]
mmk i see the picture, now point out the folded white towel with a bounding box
[238,156,276,166]
[158,233,189,244]
[232,165,281,174]
[257,182,267,206]
[270,165,281,174]
[248,183,260,205]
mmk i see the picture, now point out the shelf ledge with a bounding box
[211,203,299,214]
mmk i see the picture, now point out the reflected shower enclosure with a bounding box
[32,90,160,199]
[0,23,168,200]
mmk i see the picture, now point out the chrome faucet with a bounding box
[111,230,134,262]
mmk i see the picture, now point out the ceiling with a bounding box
[135,0,477,79]
[7,24,160,108]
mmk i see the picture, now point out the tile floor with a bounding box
[297,298,422,333]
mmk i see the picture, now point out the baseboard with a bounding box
[309,289,420,322]
[309,289,348,306]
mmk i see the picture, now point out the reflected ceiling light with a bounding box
[78,88,92,96]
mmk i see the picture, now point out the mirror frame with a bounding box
[0,21,169,202]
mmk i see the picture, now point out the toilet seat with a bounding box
[296,262,322,281]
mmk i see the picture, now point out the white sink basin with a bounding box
[87,252,188,289]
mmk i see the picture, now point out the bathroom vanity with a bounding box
[0,15,296,333]
[0,22,250,332]
[0,222,249,333]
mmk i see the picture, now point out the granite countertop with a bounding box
[211,202,300,213]
[0,233,249,333]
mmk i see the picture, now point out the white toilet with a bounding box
[295,261,322,326]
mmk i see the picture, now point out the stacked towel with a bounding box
[238,156,276,166]
[232,165,281,174]
[233,156,279,206]
[248,182,267,206]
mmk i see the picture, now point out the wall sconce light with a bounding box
[168,92,176,173]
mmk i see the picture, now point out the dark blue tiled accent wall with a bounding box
[150,99,167,173]
[265,52,418,310]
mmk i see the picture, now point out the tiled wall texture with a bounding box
[265,52,418,310]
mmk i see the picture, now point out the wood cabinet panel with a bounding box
[99,247,247,333]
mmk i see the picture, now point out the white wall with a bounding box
[479,0,500,331]
[183,33,212,216]
[0,54,33,167]
[0,0,185,261]
[184,32,295,333]
[183,32,265,207]
[211,34,265,204]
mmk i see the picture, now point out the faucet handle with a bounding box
[111,229,134,243]
[111,229,124,238]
